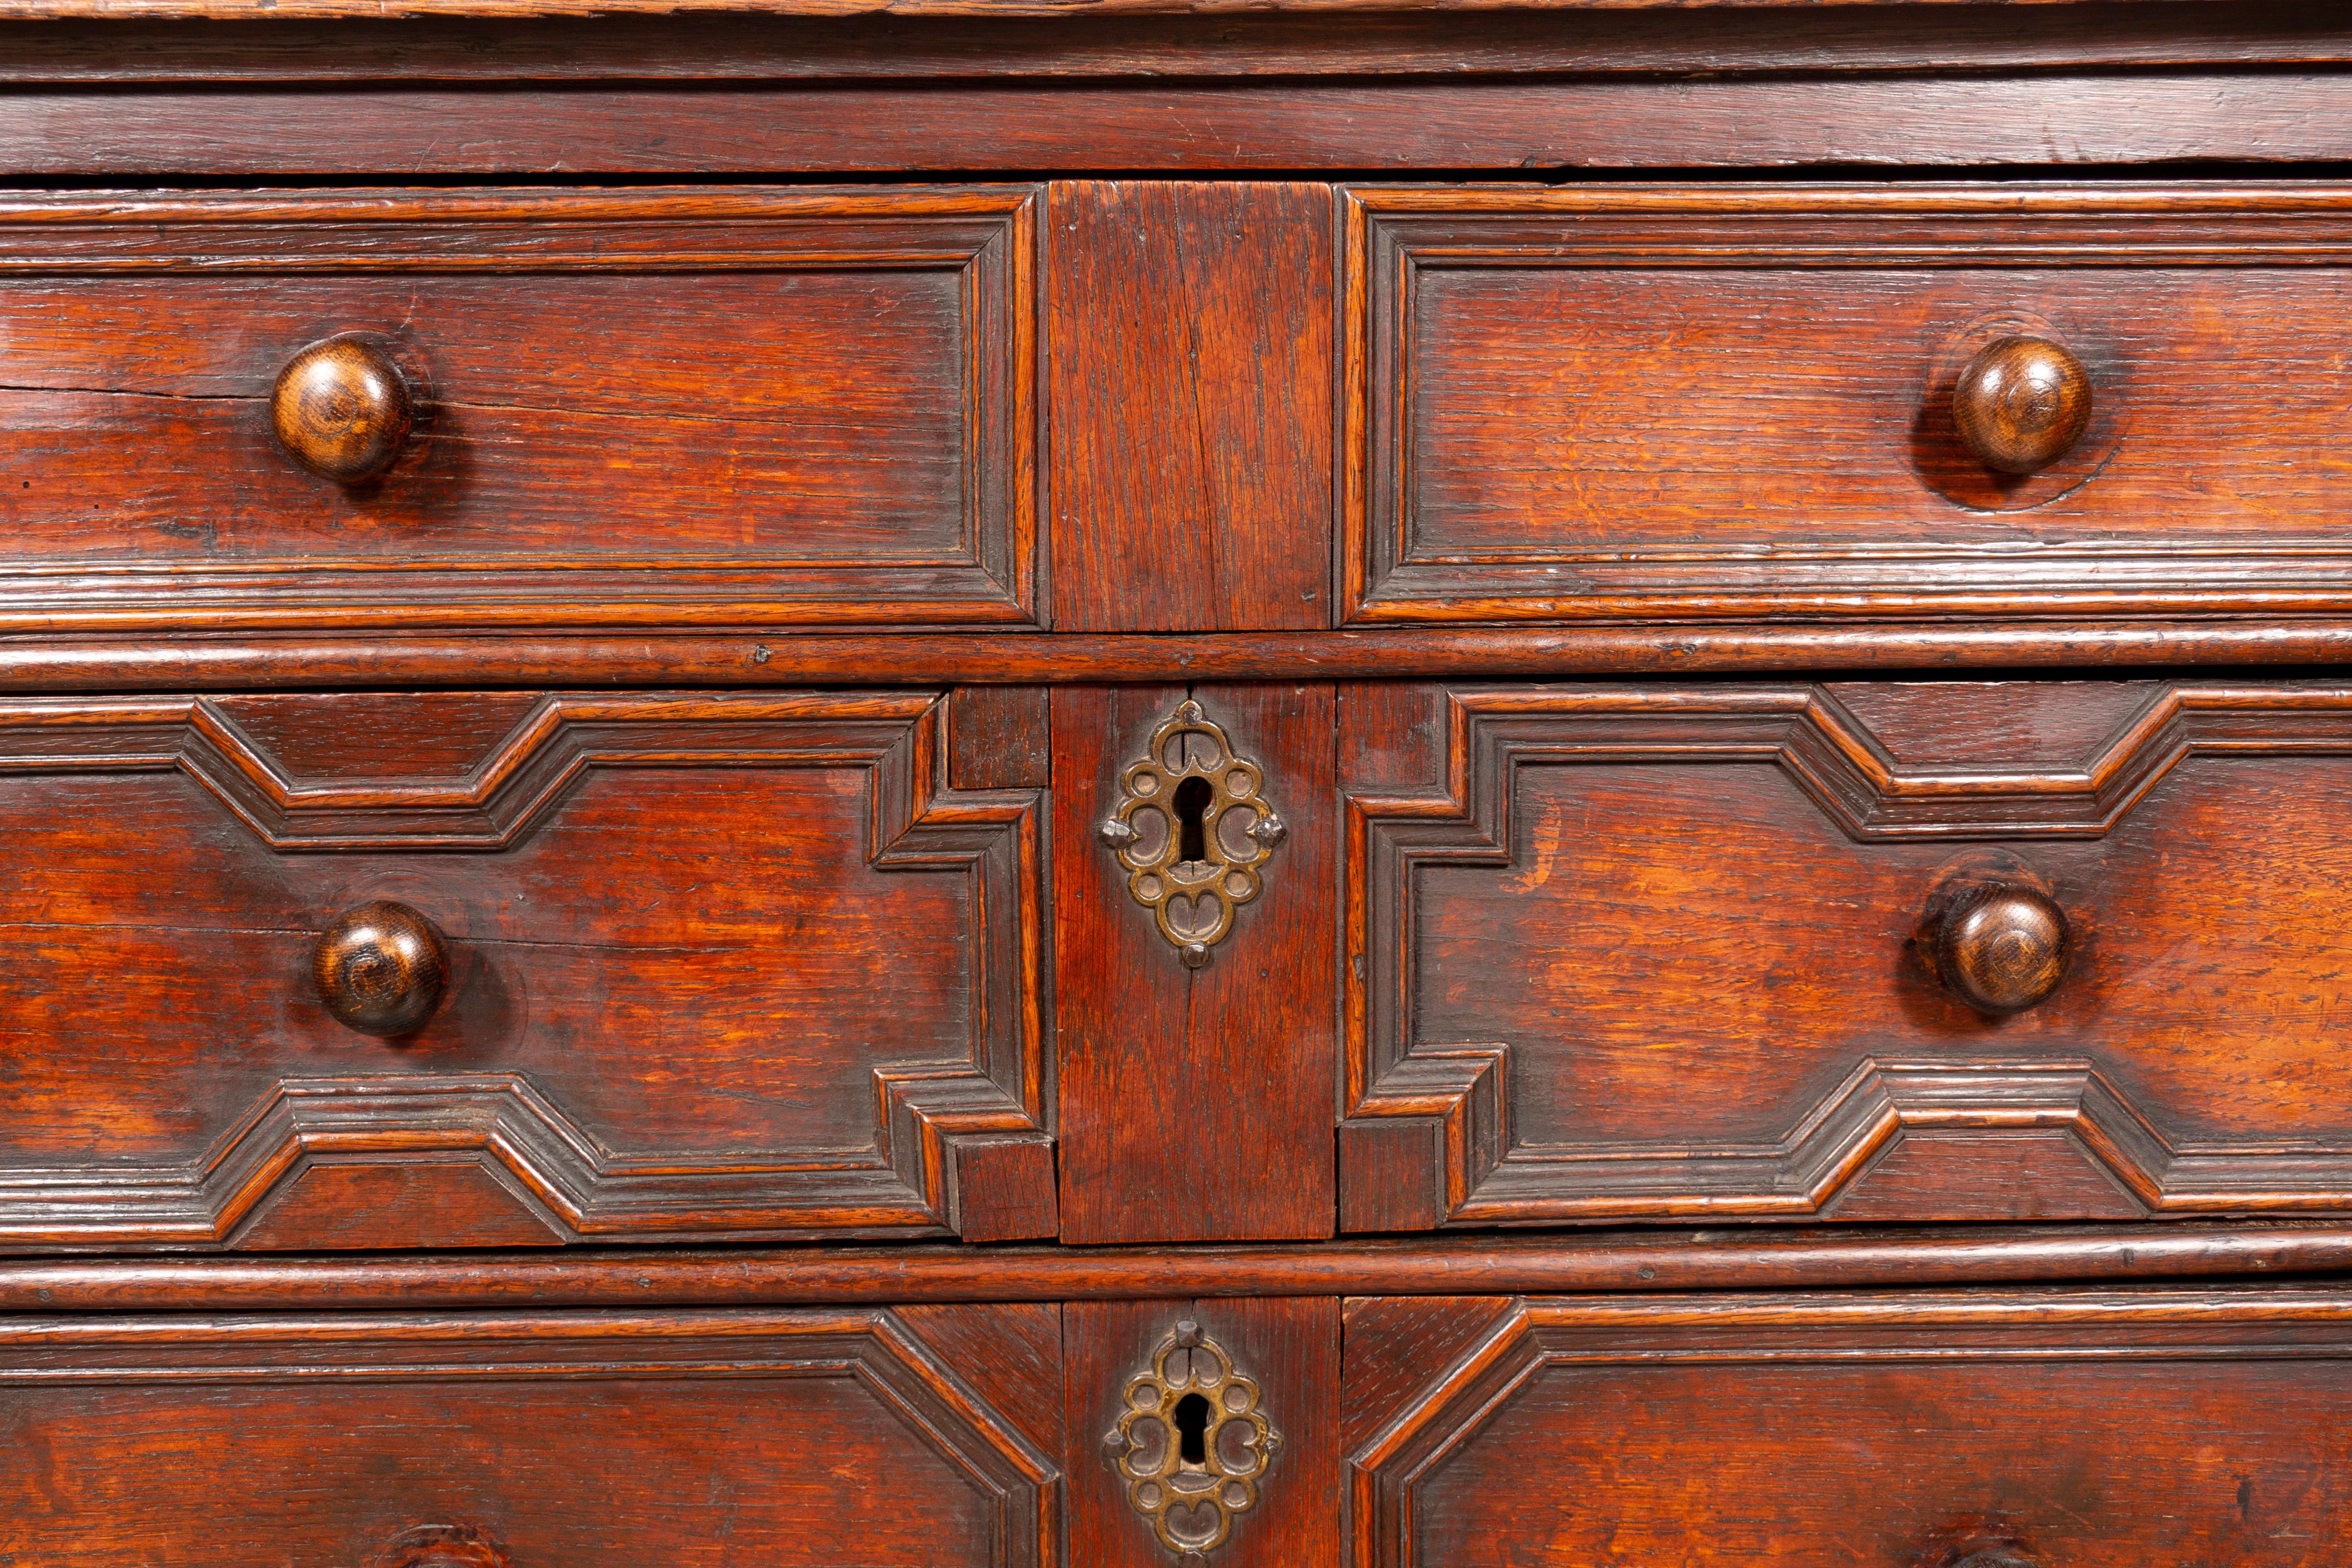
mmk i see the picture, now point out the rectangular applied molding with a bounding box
[0,186,1039,633]
[1343,183,2352,625]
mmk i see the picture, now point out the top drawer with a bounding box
[1344,184,2352,625]
[0,187,1036,632]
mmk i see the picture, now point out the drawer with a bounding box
[1343,184,2352,624]
[0,687,1052,1248]
[0,1305,1062,1566]
[1338,678,2352,1227]
[0,186,1036,631]
[1346,1286,2352,1568]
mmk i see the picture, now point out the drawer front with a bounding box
[1339,679,2352,1228]
[0,1305,1062,1567]
[1346,1287,2352,1568]
[0,688,1051,1248]
[1343,184,2352,624]
[0,187,1035,631]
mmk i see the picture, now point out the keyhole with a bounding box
[1172,776,1212,864]
[1173,1391,1211,1465]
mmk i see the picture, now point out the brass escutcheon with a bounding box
[1102,1320,1282,1559]
[1099,699,1285,968]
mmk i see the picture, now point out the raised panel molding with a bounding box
[0,1307,1063,1568]
[0,186,1038,633]
[0,689,1052,1247]
[1345,1289,2352,1568]
[1339,682,2352,1228]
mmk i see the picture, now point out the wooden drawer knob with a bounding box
[1923,882,2070,1015]
[313,900,449,1037]
[373,1525,507,1568]
[271,333,414,483]
[1951,334,2092,475]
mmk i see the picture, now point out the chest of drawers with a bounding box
[7,4,2352,1565]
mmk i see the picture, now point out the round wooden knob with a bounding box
[1925,883,2070,1015]
[1951,335,2093,475]
[313,901,448,1037]
[271,334,414,483]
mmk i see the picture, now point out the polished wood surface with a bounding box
[1348,1287,2352,1568]
[1346,184,2352,625]
[1917,876,2071,1016]
[1,1221,2348,1309]
[1054,684,1337,1243]
[0,187,1037,633]
[0,1306,1063,1567]
[1341,679,2352,1226]
[270,333,415,484]
[1950,334,2094,475]
[0,689,1051,1247]
[7,13,2352,1568]
[1048,182,1332,632]
[312,899,449,1037]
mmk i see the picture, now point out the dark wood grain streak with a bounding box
[3,1221,2347,1310]
[2,6,2348,82]
[1049,182,1332,632]
[9,72,2352,175]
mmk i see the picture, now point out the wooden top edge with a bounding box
[0,0,2138,19]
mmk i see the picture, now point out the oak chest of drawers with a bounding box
[8,4,2352,1565]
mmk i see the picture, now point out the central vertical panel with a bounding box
[1055,683,1337,1242]
[1047,181,1337,631]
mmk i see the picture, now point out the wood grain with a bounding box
[0,1308,1061,1568]
[1347,183,2352,625]
[0,688,1052,1247]
[4,7,2349,83]
[0,187,1037,632]
[1342,679,2352,1226]
[0,1221,2349,1309]
[10,623,2352,693]
[1055,684,1337,1244]
[1049,182,1333,632]
[1066,1297,1339,1568]
[9,72,2352,175]
[1348,1287,2352,1568]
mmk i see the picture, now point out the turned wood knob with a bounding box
[373,1525,508,1568]
[271,333,414,483]
[313,901,449,1037]
[1951,334,2093,475]
[1924,883,2070,1015]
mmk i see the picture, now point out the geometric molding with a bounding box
[0,1307,1063,1568]
[0,689,1053,1248]
[1345,1289,2352,1568]
[0,186,1039,634]
[1342,682,2352,1228]
[1342,183,2352,627]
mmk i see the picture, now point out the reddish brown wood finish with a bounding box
[1067,1297,1339,1568]
[0,188,1037,632]
[1055,684,1337,1243]
[1049,182,1334,632]
[9,73,2352,175]
[1345,184,2352,625]
[0,688,1051,1248]
[1347,1287,2352,1568]
[0,1307,1062,1567]
[1341,679,2352,1227]
[0,1220,2347,1309]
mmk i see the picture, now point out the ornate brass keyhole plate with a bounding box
[1099,699,1285,967]
[1103,1320,1281,1560]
